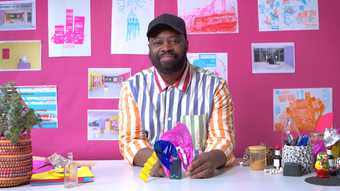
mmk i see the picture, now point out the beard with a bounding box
[149,48,187,75]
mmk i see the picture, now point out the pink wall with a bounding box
[1,0,339,159]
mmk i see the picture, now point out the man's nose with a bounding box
[160,40,174,51]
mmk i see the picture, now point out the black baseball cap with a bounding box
[147,13,187,38]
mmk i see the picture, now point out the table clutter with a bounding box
[31,153,94,187]
[239,126,340,187]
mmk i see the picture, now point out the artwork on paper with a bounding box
[0,0,36,31]
[252,42,295,74]
[88,68,131,99]
[258,0,319,31]
[273,88,333,133]
[187,52,228,81]
[178,0,239,34]
[0,40,41,71]
[111,0,154,54]
[48,0,91,57]
[88,110,119,140]
[17,85,58,128]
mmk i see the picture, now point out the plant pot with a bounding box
[0,135,32,187]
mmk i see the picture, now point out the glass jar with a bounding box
[248,145,267,170]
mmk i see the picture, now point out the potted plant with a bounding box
[0,81,41,187]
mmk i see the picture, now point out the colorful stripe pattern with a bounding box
[119,64,235,165]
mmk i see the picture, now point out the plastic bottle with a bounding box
[273,147,282,169]
[64,152,78,188]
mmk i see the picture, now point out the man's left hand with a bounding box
[186,150,226,179]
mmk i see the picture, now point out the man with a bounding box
[119,13,235,179]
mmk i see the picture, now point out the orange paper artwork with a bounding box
[274,88,332,133]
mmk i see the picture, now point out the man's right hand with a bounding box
[150,160,164,177]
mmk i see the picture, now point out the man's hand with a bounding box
[133,148,164,177]
[150,160,164,177]
[186,150,226,179]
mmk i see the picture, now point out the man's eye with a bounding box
[169,38,180,45]
[151,40,163,46]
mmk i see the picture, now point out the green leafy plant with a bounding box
[0,82,41,143]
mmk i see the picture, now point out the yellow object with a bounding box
[31,166,94,180]
[139,152,158,182]
[314,161,322,170]
[331,141,340,158]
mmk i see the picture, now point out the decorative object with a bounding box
[0,81,41,187]
[282,144,313,174]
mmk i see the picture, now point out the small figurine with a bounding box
[314,152,329,178]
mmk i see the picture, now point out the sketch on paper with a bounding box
[0,40,41,71]
[17,85,58,128]
[88,68,131,99]
[187,52,228,81]
[0,0,36,31]
[252,42,295,74]
[51,9,85,45]
[178,0,238,34]
[273,88,332,133]
[48,0,91,57]
[258,0,319,31]
[111,0,154,54]
[88,110,119,140]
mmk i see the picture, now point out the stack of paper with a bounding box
[31,166,95,186]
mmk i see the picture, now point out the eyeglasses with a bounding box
[149,36,182,48]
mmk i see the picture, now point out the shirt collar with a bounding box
[154,62,191,93]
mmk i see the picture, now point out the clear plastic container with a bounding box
[64,152,78,188]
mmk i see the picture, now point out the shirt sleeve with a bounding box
[118,82,152,165]
[204,81,236,166]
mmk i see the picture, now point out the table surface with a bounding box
[2,160,339,191]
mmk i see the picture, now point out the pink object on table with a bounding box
[160,123,193,170]
[33,160,53,174]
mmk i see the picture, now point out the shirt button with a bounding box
[168,117,171,121]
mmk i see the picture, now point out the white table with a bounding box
[2,160,338,191]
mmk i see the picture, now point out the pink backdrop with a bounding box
[0,0,339,159]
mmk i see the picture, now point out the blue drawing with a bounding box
[258,0,319,31]
[193,54,217,68]
[115,0,126,12]
[283,6,295,25]
[127,0,145,10]
[126,10,140,41]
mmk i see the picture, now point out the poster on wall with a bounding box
[88,110,119,141]
[88,68,131,99]
[187,52,228,81]
[17,85,58,128]
[178,0,239,34]
[273,88,332,133]
[251,42,295,74]
[258,0,319,31]
[111,0,154,54]
[0,0,36,31]
[48,0,91,57]
[0,40,41,71]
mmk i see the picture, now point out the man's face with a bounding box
[148,30,188,75]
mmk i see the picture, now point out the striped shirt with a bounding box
[118,63,235,165]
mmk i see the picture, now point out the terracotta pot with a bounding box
[0,135,32,187]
